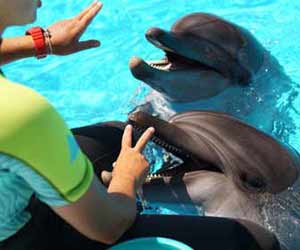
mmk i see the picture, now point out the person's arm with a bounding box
[0,1,102,66]
[52,125,155,244]
[0,36,35,65]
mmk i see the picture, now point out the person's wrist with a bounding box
[113,172,136,182]
[112,172,140,190]
[25,27,53,59]
[22,36,36,57]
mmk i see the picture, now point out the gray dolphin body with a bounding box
[128,111,300,250]
[129,13,297,141]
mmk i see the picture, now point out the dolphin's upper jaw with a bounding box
[128,111,221,177]
[130,27,223,75]
[146,27,224,74]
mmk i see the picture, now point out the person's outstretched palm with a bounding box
[47,1,102,55]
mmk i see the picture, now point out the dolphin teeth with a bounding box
[131,123,191,160]
[148,62,170,71]
[146,173,164,180]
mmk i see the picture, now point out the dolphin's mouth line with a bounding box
[145,51,221,74]
[131,122,191,158]
[130,121,221,179]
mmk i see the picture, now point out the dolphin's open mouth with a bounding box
[129,26,243,102]
[130,29,222,80]
[144,52,220,73]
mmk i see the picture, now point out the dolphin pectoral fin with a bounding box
[143,169,256,219]
[181,171,259,219]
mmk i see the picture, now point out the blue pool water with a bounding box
[3,0,300,150]
[2,0,300,249]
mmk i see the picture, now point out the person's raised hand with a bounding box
[112,125,155,190]
[47,1,102,55]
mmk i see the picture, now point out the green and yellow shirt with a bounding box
[0,75,94,240]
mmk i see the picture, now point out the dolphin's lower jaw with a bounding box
[129,54,230,103]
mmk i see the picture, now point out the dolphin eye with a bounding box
[155,85,167,93]
[240,172,266,191]
[248,177,265,189]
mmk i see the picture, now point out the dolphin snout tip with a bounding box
[129,56,145,79]
[129,56,143,70]
[128,110,144,122]
[146,27,166,41]
[128,111,157,128]
[129,56,154,81]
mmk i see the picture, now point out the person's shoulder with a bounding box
[0,152,19,170]
[0,75,93,203]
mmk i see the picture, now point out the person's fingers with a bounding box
[101,170,113,187]
[76,1,97,20]
[134,127,155,152]
[122,125,133,148]
[79,1,102,27]
[71,40,101,53]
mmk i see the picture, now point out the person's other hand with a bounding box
[113,125,155,190]
[47,1,102,55]
[101,170,112,187]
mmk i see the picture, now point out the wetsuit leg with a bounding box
[0,198,281,250]
[71,121,124,174]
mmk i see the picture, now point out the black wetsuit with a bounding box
[0,122,281,250]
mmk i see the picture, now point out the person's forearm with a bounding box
[0,36,35,65]
[106,174,137,241]
[108,174,137,219]
[108,173,136,199]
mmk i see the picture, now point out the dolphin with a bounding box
[73,111,300,249]
[128,13,297,142]
[129,13,265,102]
[128,111,300,250]
[128,111,299,195]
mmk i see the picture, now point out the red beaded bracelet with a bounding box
[25,26,47,59]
